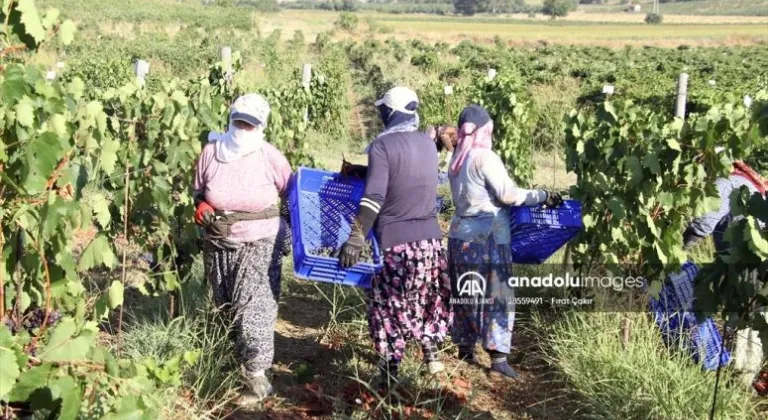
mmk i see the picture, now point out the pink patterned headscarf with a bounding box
[450,121,494,175]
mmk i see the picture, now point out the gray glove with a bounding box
[280,199,292,257]
[544,191,564,208]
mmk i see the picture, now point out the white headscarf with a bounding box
[208,94,271,163]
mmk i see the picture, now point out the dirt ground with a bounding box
[224,282,578,420]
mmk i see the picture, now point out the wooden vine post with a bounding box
[221,46,232,84]
[675,73,689,120]
[134,59,150,87]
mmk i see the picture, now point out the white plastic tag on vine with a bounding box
[602,85,614,94]
[487,68,497,81]
[444,85,454,95]
[744,96,753,108]
[46,71,56,80]
[714,146,725,154]
[708,80,716,86]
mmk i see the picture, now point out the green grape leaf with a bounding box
[24,132,64,194]
[41,8,59,30]
[51,376,80,420]
[77,234,116,271]
[38,318,94,362]
[642,153,661,175]
[16,0,47,45]
[66,78,85,100]
[654,243,668,265]
[666,137,682,152]
[100,138,120,174]
[91,193,111,229]
[15,101,34,127]
[2,66,27,102]
[0,326,12,347]
[0,346,20,400]
[93,295,109,321]
[745,218,768,259]
[58,19,75,45]
[8,363,54,401]
[625,156,643,185]
[108,281,124,309]
[646,214,659,238]
[103,395,148,420]
[49,114,67,137]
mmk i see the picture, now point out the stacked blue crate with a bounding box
[649,262,730,370]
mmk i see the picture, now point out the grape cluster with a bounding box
[1,308,62,336]
[22,308,62,331]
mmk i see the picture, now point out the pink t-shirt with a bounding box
[194,142,292,243]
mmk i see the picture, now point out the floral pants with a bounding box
[448,237,515,354]
[203,235,283,373]
[367,239,453,363]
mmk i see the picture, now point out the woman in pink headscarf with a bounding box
[447,105,562,380]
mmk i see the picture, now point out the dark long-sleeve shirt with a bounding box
[361,131,442,249]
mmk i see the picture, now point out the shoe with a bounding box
[240,369,274,404]
[489,360,519,381]
[425,361,445,375]
[458,349,478,365]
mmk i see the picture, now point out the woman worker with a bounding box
[193,94,292,402]
[683,160,767,389]
[339,87,453,387]
[447,104,562,380]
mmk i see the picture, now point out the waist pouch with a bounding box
[203,205,280,242]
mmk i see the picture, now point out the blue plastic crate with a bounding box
[508,200,582,264]
[649,262,730,370]
[437,171,449,186]
[435,197,445,214]
[288,167,383,288]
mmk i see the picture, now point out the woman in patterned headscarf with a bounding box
[193,94,292,403]
[447,105,562,381]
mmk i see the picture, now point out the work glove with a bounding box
[195,201,215,226]
[280,199,292,257]
[544,191,564,208]
[340,156,368,179]
[339,222,366,268]
[682,226,704,250]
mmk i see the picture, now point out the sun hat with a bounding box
[374,86,419,114]
[230,93,270,127]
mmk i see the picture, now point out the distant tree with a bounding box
[454,0,479,15]
[542,0,576,19]
[341,0,360,11]
[645,12,663,24]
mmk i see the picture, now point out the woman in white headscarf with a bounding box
[193,94,292,402]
